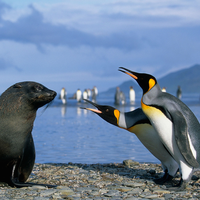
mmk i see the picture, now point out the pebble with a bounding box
[0,160,200,199]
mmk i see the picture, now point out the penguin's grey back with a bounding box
[143,86,200,164]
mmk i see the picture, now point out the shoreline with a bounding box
[1,160,200,199]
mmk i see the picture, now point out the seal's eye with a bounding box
[34,85,43,92]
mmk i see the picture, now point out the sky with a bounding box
[0,0,200,94]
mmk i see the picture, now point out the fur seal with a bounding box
[0,81,56,187]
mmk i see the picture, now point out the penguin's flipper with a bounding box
[172,111,199,168]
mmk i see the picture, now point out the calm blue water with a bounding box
[33,93,200,164]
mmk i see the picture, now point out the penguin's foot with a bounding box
[167,178,187,191]
[154,174,173,185]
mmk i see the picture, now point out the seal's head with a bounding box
[0,82,57,112]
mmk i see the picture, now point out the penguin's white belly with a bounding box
[128,124,178,176]
[142,105,184,163]
[83,92,88,99]
[118,113,178,176]
[150,114,177,156]
[129,91,135,101]
[76,92,82,101]
[143,104,197,162]
[129,123,173,160]
[142,104,198,180]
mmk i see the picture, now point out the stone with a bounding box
[164,193,174,199]
[152,189,171,194]
[39,189,57,197]
[1,162,200,199]
[60,189,75,196]
[144,194,159,199]
[127,187,143,194]
[123,159,140,167]
[117,186,133,192]
[104,190,120,197]
[123,182,146,187]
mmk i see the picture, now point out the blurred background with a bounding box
[1,0,200,164]
[0,0,200,94]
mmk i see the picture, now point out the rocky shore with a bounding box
[1,160,200,199]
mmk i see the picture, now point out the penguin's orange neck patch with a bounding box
[141,99,148,110]
[148,78,156,91]
[114,109,120,122]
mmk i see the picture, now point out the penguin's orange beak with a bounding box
[124,72,138,80]
[84,107,102,114]
[80,99,102,114]
[118,67,138,80]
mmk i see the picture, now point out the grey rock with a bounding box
[104,190,120,197]
[164,193,173,199]
[123,159,140,167]
[39,189,57,197]
[1,162,200,199]
[127,187,143,194]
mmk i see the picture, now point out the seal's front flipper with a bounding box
[10,164,56,188]
[19,134,35,182]
[10,177,57,188]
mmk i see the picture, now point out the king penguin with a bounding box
[60,87,67,104]
[81,99,179,184]
[119,67,200,190]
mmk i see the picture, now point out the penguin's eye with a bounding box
[106,109,109,112]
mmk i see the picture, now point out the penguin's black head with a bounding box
[119,67,157,94]
[81,99,119,127]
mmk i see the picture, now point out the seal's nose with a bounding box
[48,90,57,99]
[51,91,57,98]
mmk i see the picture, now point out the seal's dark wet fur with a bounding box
[0,82,56,187]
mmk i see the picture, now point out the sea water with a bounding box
[33,93,200,164]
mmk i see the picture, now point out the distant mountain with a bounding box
[158,64,200,94]
[100,64,200,97]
